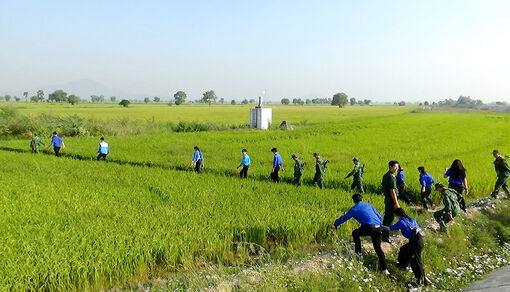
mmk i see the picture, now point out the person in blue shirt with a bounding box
[49,131,65,157]
[237,148,251,178]
[191,146,204,173]
[97,137,110,160]
[271,147,284,182]
[444,159,468,211]
[332,194,389,274]
[418,166,435,210]
[384,208,428,287]
[396,164,414,206]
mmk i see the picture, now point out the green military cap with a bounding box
[352,157,359,162]
[493,149,500,154]
[434,183,444,189]
[313,152,319,156]
[291,154,297,158]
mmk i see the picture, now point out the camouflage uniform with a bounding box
[313,157,327,189]
[434,188,460,232]
[293,158,305,186]
[491,155,510,197]
[345,162,364,193]
[30,135,44,153]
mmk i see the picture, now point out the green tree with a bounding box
[14,96,20,102]
[23,92,28,101]
[398,101,406,106]
[48,90,68,103]
[4,95,11,102]
[68,95,80,105]
[332,93,348,107]
[110,96,116,103]
[144,97,150,104]
[219,98,225,104]
[363,99,371,105]
[202,90,217,105]
[36,90,44,102]
[281,98,290,105]
[119,99,131,107]
[350,97,357,106]
[173,91,187,105]
[30,95,40,102]
[231,99,236,105]
[306,99,312,104]
[241,99,249,104]
[249,99,255,104]
[153,96,161,103]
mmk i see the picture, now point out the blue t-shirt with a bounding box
[419,173,435,187]
[51,136,63,147]
[390,217,421,239]
[396,171,405,184]
[334,202,383,227]
[273,153,283,168]
[240,153,251,166]
[445,168,465,185]
[192,150,203,162]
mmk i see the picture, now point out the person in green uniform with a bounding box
[292,154,305,186]
[491,149,510,198]
[345,157,364,193]
[381,160,401,243]
[434,183,461,233]
[30,133,45,153]
[313,152,328,189]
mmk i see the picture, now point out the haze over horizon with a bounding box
[1,0,509,102]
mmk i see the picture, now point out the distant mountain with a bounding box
[28,79,139,100]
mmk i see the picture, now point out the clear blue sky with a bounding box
[1,0,509,102]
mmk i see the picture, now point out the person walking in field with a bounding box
[444,159,468,211]
[97,137,110,160]
[191,146,204,173]
[30,133,45,153]
[49,131,65,157]
[384,208,428,287]
[490,149,510,198]
[237,149,251,178]
[418,166,435,210]
[381,160,400,243]
[433,183,460,233]
[396,164,414,206]
[271,148,284,182]
[292,154,305,186]
[332,193,389,275]
[344,157,364,193]
[313,152,328,189]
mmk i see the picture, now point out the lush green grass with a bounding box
[0,104,509,291]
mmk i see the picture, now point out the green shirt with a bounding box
[494,156,510,177]
[381,171,398,197]
[30,136,44,148]
[315,158,326,175]
[294,159,304,176]
[442,188,460,217]
[346,163,364,181]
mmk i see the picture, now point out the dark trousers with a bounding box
[293,174,302,186]
[271,166,280,182]
[397,182,413,205]
[351,180,364,193]
[421,186,434,209]
[398,237,425,282]
[449,183,466,211]
[53,146,61,157]
[240,165,249,178]
[382,196,395,242]
[352,225,387,270]
[97,154,107,160]
[194,159,202,173]
[492,176,510,197]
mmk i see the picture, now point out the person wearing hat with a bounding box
[292,154,305,186]
[344,157,364,193]
[381,160,400,243]
[491,149,510,198]
[332,193,389,275]
[313,152,328,189]
[30,133,45,153]
[433,183,460,233]
[97,137,110,160]
[271,148,284,182]
[237,148,251,179]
